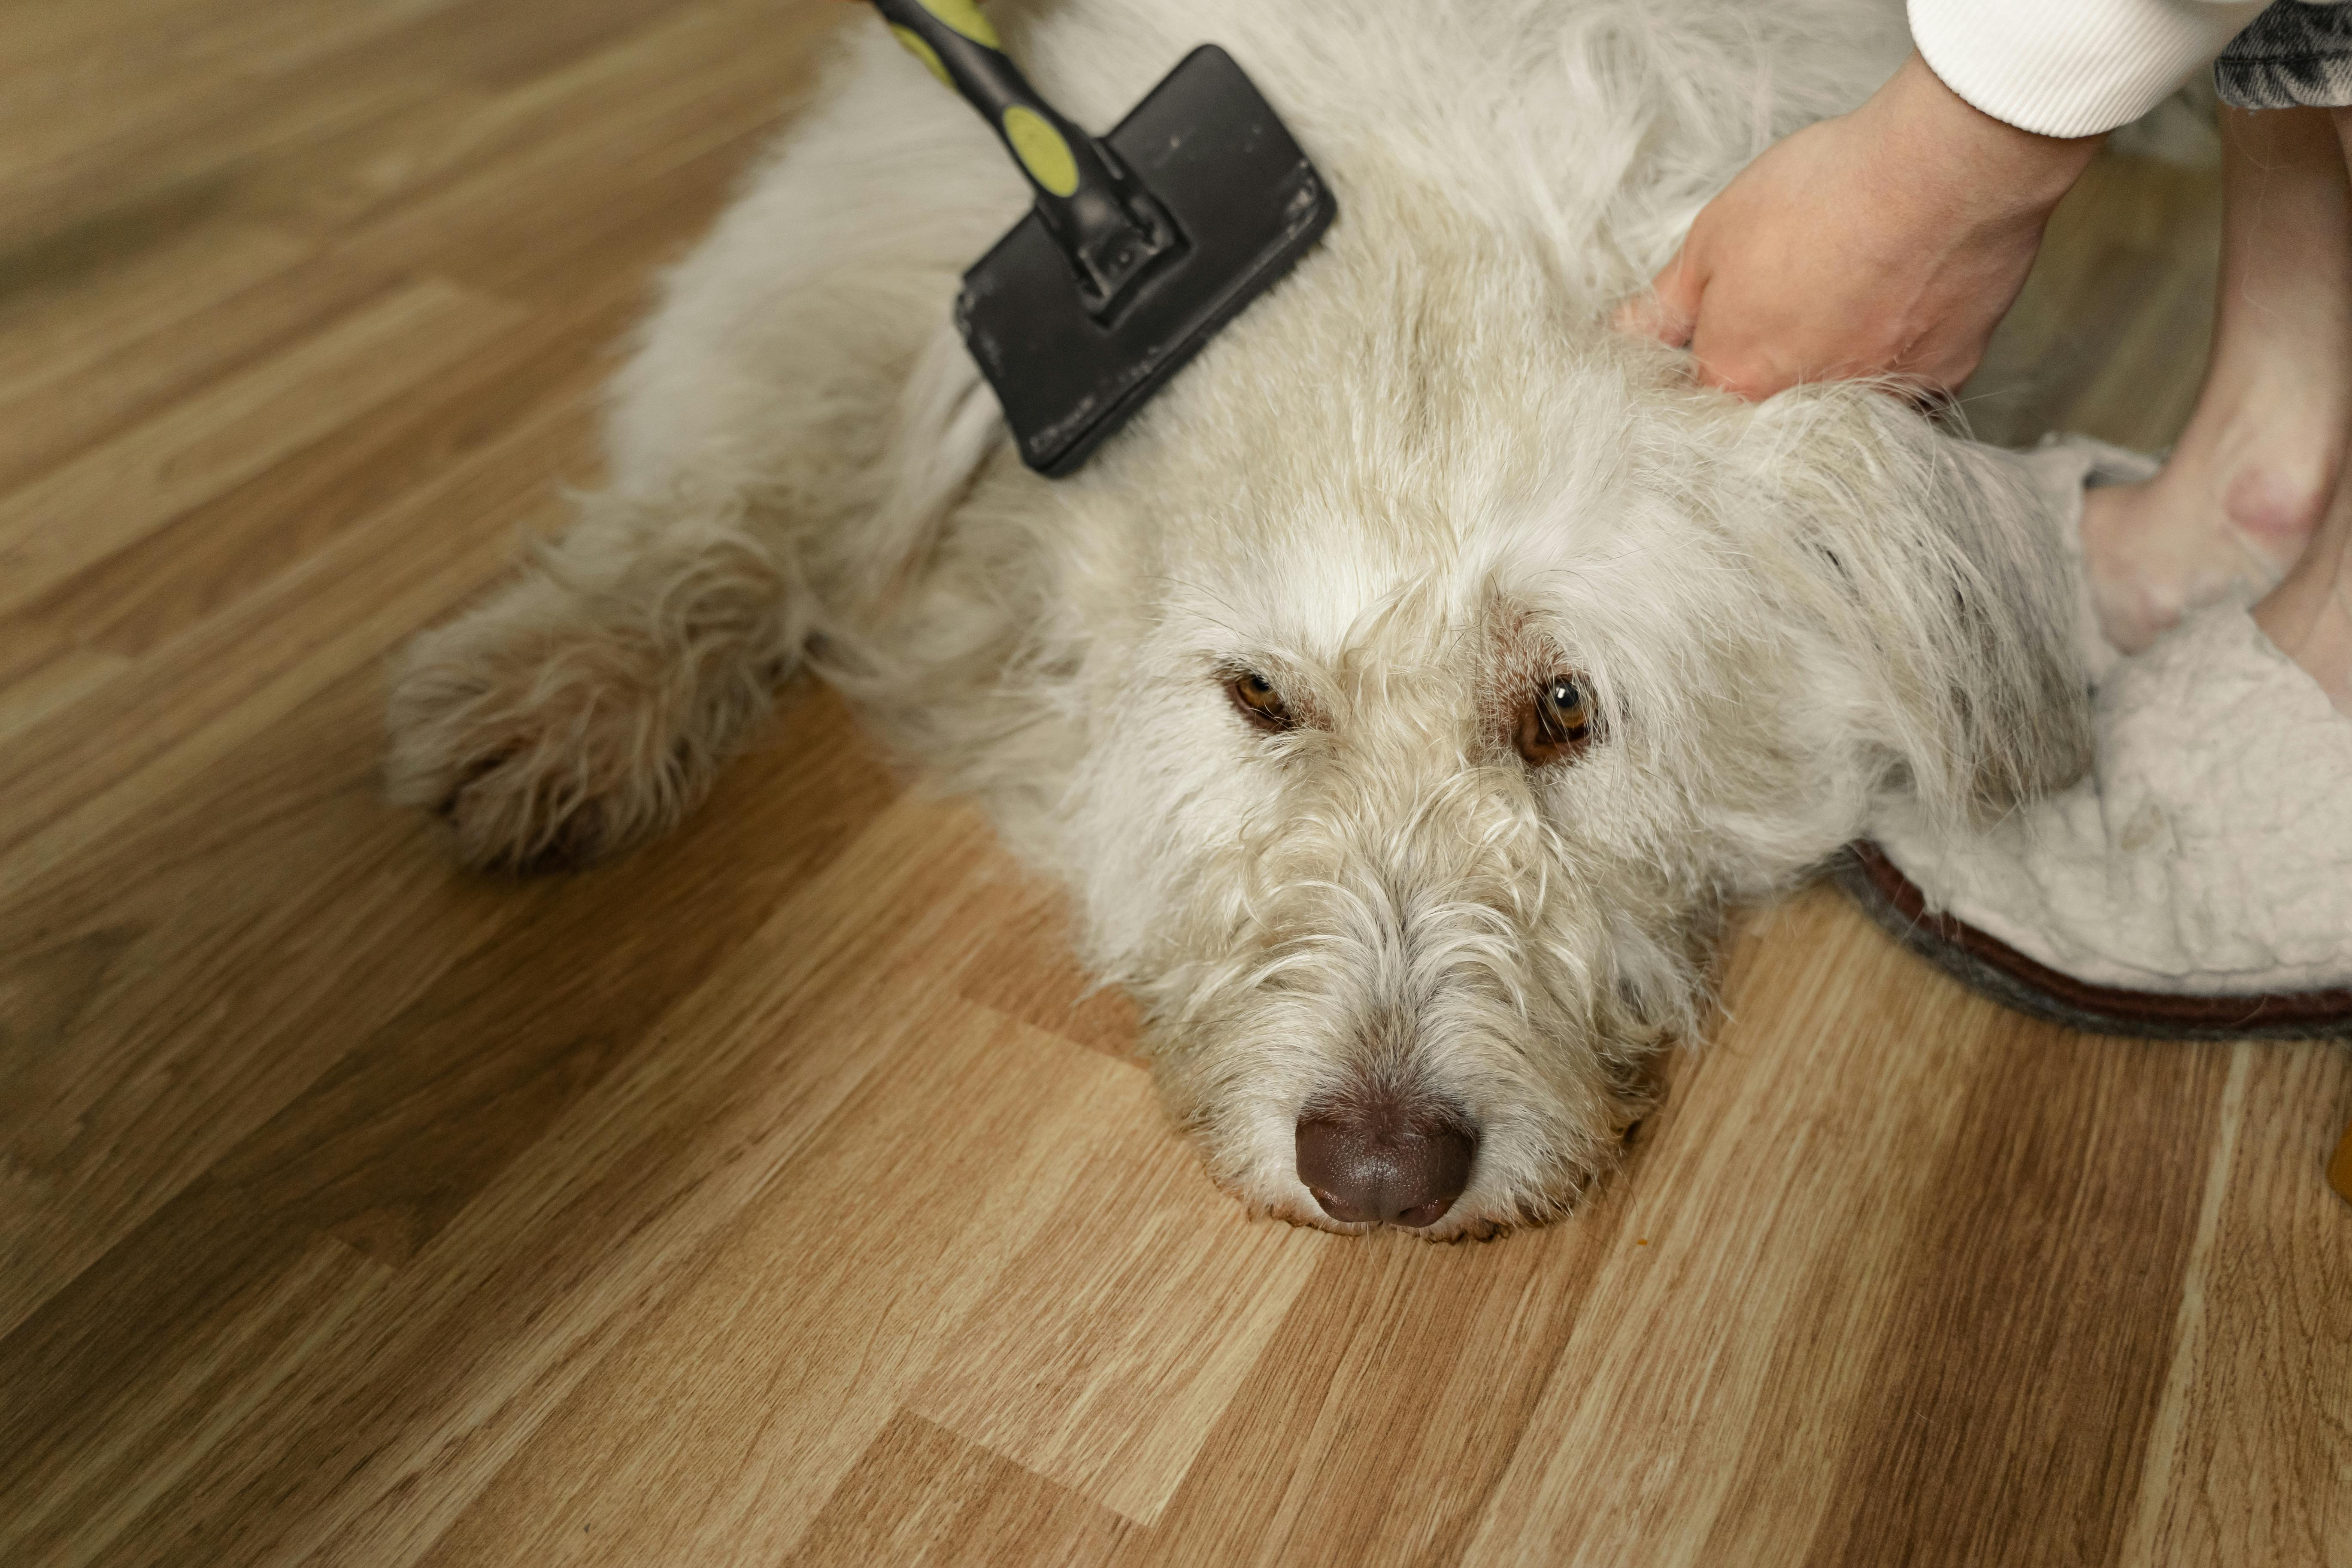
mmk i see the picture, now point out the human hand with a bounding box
[1615,52,2101,401]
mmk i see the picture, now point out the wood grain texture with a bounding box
[787,1413,1138,1568]
[1,7,2344,1566]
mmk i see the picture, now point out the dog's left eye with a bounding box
[1226,669,1295,732]
[1515,675,1594,766]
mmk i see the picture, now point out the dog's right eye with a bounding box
[1515,674,1595,766]
[1226,669,1295,732]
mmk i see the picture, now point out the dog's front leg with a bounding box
[385,495,805,872]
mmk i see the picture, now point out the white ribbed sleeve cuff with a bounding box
[1909,0,2270,136]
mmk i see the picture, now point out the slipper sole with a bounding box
[1832,840,2352,1042]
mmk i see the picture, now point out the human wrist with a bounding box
[1862,51,2100,230]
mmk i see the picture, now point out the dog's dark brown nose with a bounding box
[1296,1099,1474,1227]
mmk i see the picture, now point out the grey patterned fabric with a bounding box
[2218,0,2352,109]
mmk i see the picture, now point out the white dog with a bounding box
[387,0,2091,1238]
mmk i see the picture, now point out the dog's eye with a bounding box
[1226,669,1294,732]
[1515,675,1594,766]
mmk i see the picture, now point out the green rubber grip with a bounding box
[870,0,1173,310]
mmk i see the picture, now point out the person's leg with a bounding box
[2244,106,2352,719]
[1851,30,2352,1107]
[2077,103,2352,654]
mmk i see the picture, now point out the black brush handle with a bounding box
[870,0,1173,309]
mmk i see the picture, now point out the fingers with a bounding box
[1613,250,1792,403]
[1614,258,1789,401]
[1691,357,1779,401]
[1695,350,1955,407]
[1612,250,1700,348]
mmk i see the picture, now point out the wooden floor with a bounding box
[2,4,2346,1565]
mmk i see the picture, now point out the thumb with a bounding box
[1612,250,1701,348]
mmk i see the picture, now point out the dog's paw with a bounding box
[385,593,717,873]
[410,734,650,875]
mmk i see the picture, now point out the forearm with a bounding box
[1855,52,2103,243]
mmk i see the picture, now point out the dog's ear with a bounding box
[1727,391,2092,828]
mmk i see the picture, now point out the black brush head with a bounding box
[954,45,1337,477]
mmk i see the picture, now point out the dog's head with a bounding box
[1033,258,2085,1237]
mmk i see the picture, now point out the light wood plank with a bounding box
[0,401,605,1336]
[905,1073,1322,1526]
[8,276,640,676]
[2,1235,394,1568]
[788,1412,1136,1568]
[406,1003,1121,1567]
[229,0,827,239]
[0,373,585,873]
[956,892,1144,1060]
[0,278,523,619]
[0,0,459,170]
[0,221,313,400]
[0,246,398,494]
[1107,1159,1640,1568]
[1794,994,2231,1567]
[1,749,915,1568]
[271,811,1086,1568]
[1455,892,2001,1567]
[0,644,129,744]
[2119,1041,2352,1568]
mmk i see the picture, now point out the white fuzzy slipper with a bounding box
[1840,438,2352,1040]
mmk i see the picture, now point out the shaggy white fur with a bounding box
[387,0,2091,1237]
